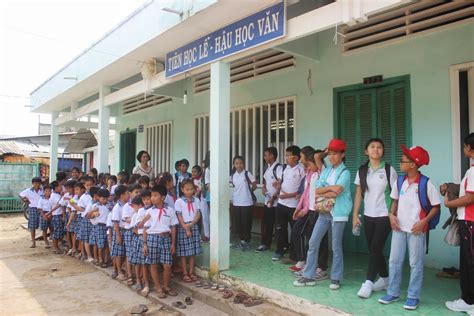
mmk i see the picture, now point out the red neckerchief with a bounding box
[187,200,195,216]
[158,206,166,221]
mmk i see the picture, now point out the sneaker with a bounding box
[288,265,302,272]
[231,242,243,249]
[241,242,251,251]
[357,280,373,299]
[315,270,328,281]
[404,298,420,310]
[293,270,303,278]
[293,277,316,287]
[86,258,94,263]
[372,277,388,292]
[272,252,283,261]
[329,280,340,290]
[445,298,474,312]
[379,294,400,304]
[255,244,269,252]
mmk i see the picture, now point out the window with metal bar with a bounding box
[145,121,173,174]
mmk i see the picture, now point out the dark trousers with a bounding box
[260,205,276,247]
[275,203,295,254]
[460,220,474,304]
[364,215,391,282]
[290,212,329,270]
[232,205,253,243]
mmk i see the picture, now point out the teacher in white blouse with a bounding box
[132,150,155,180]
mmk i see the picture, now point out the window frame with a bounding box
[145,121,173,174]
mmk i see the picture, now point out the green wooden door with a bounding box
[120,130,137,175]
[336,78,411,254]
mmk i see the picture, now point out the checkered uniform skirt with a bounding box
[51,215,64,240]
[39,212,52,231]
[27,207,40,230]
[129,234,146,265]
[123,228,134,258]
[64,212,72,233]
[70,212,81,234]
[79,216,93,242]
[110,228,126,257]
[145,234,172,265]
[90,224,108,249]
[176,222,202,257]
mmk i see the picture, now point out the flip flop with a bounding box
[164,288,178,297]
[184,297,193,305]
[111,271,118,279]
[127,277,134,286]
[157,290,167,299]
[223,290,234,299]
[182,274,193,283]
[116,274,127,281]
[172,301,186,309]
[243,297,263,307]
[140,287,149,297]
[210,283,219,290]
[202,282,212,289]
[218,284,226,291]
[189,274,198,282]
[233,292,250,304]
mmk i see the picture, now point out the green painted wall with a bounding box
[116,22,474,268]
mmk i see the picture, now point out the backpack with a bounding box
[396,174,440,253]
[358,162,392,196]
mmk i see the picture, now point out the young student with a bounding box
[20,177,43,248]
[379,145,440,310]
[174,159,192,197]
[202,153,211,241]
[256,147,282,252]
[143,185,178,298]
[82,186,100,262]
[272,145,305,261]
[45,181,65,253]
[122,183,142,285]
[159,172,176,208]
[88,188,111,268]
[67,182,87,258]
[111,184,129,281]
[68,167,80,181]
[71,177,94,260]
[106,201,114,274]
[62,180,76,254]
[175,179,202,282]
[129,194,147,293]
[229,156,257,251]
[192,165,210,242]
[138,175,150,189]
[107,175,117,193]
[444,133,474,313]
[55,171,67,189]
[353,138,397,298]
[128,174,141,185]
[294,139,351,290]
[37,184,54,249]
[111,171,128,196]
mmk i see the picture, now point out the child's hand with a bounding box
[332,186,343,195]
[143,244,148,256]
[292,210,302,220]
[272,181,281,190]
[278,191,290,199]
[389,214,400,231]
[444,196,451,208]
[171,245,175,255]
[185,229,192,238]
[352,215,361,230]
[411,219,426,235]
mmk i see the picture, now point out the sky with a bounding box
[0,0,146,137]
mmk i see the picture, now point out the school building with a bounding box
[30,0,473,314]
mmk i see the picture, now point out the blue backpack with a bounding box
[396,174,440,230]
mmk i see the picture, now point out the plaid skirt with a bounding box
[90,224,108,249]
[110,228,126,257]
[176,223,202,257]
[51,215,64,240]
[39,213,52,231]
[69,213,81,234]
[79,216,93,242]
[64,212,72,233]
[27,207,40,230]
[123,229,134,258]
[129,234,146,265]
[145,234,172,265]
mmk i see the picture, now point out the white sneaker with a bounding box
[445,299,474,312]
[357,280,373,298]
[372,277,388,292]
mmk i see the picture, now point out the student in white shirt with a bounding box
[61,180,76,254]
[19,177,43,248]
[37,185,53,249]
[121,183,141,285]
[256,147,283,252]
[130,193,149,294]
[230,156,257,251]
[273,146,305,261]
[88,189,111,267]
[45,181,65,253]
[111,185,129,281]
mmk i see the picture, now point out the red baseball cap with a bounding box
[400,145,430,167]
[327,138,346,152]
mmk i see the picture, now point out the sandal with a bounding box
[182,274,192,283]
[172,301,186,309]
[189,274,198,282]
[202,282,212,289]
[184,297,193,305]
[243,297,263,307]
[157,290,167,299]
[94,261,100,266]
[116,274,127,281]
[164,288,178,297]
[127,277,134,286]
[234,292,250,304]
[140,286,149,297]
[223,289,234,299]
[195,280,206,287]
[111,271,118,279]
[210,283,219,290]
[218,284,226,291]
[101,263,108,268]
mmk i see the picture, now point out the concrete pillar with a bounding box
[209,61,231,275]
[98,86,111,173]
[49,111,59,177]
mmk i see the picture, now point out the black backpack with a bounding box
[358,162,392,196]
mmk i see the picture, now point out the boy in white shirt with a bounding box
[45,181,64,253]
[88,189,111,267]
[37,184,53,249]
[19,177,43,248]
[379,145,440,311]
[111,185,129,281]
[121,183,141,285]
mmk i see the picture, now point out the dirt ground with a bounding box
[0,214,173,316]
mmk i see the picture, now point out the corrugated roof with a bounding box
[0,140,66,157]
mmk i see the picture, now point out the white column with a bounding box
[209,61,231,274]
[49,111,59,177]
[98,86,111,173]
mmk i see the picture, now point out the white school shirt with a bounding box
[77,193,92,217]
[354,164,397,218]
[91,203,109,225]
[144,206,178,234]
[263,162,283,207]
[165,193,175,209]
[278,163,305,208]
[308,171,322,211]
[174,197,201,223]
[457,165,474,221]
[20,187,43,207]
[59,192,71,209]
[131,206,149,234]
[83,199,97,219]
[106,211,113,228]
[230,170,255,207]
[67,194,78,213]
[111,201,126,228]
[50,192,63,216]
[390,176,441,233]
[110,184,118,196]
[37,196,54,214]
[121,202,134,229]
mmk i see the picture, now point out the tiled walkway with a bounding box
[197,241,460,315]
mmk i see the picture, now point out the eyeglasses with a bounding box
[400,160,412,164]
